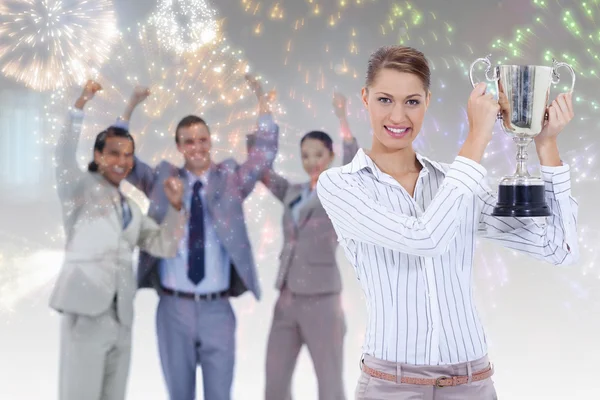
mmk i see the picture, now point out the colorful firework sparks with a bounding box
[148,0,220,55]
[233,1,478,158]
[233,0,478,143]
[240,0,378,29]
[236,1,465,89]
[0,0,118,91]
[227,0,600,299]
[45,22,290,170]
[2,0,598,316]
[490,0,600,80]
[9,18,291,312]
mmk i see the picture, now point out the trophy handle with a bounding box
[469,55,501,119]
[545,59,576,120]
[551,58,576,92]
[469,54,498,87]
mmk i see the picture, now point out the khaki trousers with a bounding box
[355,354,497,400]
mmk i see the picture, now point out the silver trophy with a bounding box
[469,55,575,217]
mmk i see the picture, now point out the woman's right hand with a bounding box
[332,91,347,119]
[459,82,499,162]
[467,82,499,145]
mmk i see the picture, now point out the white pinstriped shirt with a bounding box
[317,149,579,365]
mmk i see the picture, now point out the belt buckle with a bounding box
[435,376,449,388]
[194,293,200,302]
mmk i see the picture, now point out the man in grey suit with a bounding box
[113,76,278,400]
[50,81,186,400]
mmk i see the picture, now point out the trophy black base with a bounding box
[492,184,551,217]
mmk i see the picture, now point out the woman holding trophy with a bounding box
[317,45,578,399]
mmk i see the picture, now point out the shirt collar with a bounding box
[341,148,445,181]
[90,171,122,191]
[184,168,208,188]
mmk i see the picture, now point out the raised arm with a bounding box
[137,177,187,257]
[260,169,290,202]
[246,132,290,202]
[112,86,157,195]
[236,74,279,199]
[318,156,487,257]
[119,86,151,124]
[478,92,579,265]
[55,80,102,200]
[318,82,499,257]
[477,167,578,265]
[332,91,359,164]
[128,157,158,196]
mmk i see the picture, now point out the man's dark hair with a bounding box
[88,126,135,172]
[175,115,209,143]
[300,130,334,153]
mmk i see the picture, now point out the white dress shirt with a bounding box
[160,169,231,294]
[317,149,578,365]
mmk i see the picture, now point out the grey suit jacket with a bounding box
[259,138,359,295]
[124,113,279,300]
[49,110,185,327]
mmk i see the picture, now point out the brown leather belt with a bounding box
[161,287,229,302]
[361,359,494,388]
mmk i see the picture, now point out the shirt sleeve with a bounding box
[477,163,579,265]
[317,156,487,257]
[55,109,86,201]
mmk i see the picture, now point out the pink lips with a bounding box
[384,125,411,139]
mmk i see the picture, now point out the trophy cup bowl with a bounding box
[469,55,575,217]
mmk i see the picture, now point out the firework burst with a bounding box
[0,0,118,91]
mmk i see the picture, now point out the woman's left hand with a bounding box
[535,92,574,145]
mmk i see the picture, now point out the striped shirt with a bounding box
[317,149,579,365]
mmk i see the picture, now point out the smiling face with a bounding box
[362,68,430,152]
[94,136,134,186]
[301,137,334,181]
[176,122,212,171]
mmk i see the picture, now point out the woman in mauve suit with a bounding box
[252,93,360,400]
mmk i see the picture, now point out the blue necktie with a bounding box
[120,192,132,230]
[188,181,205,285]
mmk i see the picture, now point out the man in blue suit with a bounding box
[114,76,278,400]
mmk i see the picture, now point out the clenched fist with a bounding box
[130,86,151,107]
[467,82,500,146]
[164,177,184,211]
[75,80,102,109]
[332,91,347,119]
[245,73,264,98]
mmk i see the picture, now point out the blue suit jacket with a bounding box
[124,114,279,300]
